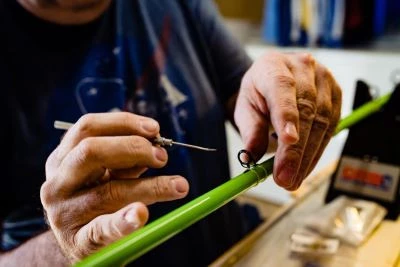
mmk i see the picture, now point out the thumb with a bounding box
[75,202,149,260]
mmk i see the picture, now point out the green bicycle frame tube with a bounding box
[75,93,391,267]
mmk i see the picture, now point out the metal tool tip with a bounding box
[171,141,217,152]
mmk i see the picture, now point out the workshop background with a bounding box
[214,0,400,205]
[209,1,400,266]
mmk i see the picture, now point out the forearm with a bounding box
[0,231,69,267]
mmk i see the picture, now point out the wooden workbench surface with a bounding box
[211,164,400,267]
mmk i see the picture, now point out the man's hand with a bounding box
[234,51,342,191]
[40,112,189,263]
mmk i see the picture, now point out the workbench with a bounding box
[211,163,400,267]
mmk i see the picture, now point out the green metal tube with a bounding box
[75,93,391,267]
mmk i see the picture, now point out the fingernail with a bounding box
[172,178,188,194]
[124,208,140,228]
[141,119,158,133]
[152,146,167,162]
[284,122,299,142]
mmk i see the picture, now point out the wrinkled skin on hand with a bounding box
[41,112,189,263]
[235,51,342,191]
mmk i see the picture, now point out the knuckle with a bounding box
[88,222,105,248]
[76,113,97,135]
[316,101,332,119]
[44,164,55,182]
[317,64,333,80]
[75,138,97,163]
[273,74,296,89]
[119,112,136,128]
[95,182,125,208]
[297,100,316,121]
[126,136,148,157]
[279,103,299,122]
[313,117,330,132]
[297,88,317,120]
[45,148,60,176]
[279,96,298,111]
[40,182,55,207]
[299,53,316,67]
[298,86,317,103]
[152,177,171,199]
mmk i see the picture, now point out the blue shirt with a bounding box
[0,0,253,265]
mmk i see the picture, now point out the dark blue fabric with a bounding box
[1,207,47,251]
[0,0,254,265]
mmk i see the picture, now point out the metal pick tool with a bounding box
[153,137,217,152]
[53,120,217,152]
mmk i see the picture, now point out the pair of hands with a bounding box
[40,52,341,262]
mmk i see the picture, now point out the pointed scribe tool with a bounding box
[153,137,217,152]
[53,120,217,152]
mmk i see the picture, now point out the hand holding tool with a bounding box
[54,120,216,152]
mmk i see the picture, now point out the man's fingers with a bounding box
[61,175,189,223]
[234,91,270,161]
[107,175,188,206]
[273,54,317,189]
[74,202,149,261]
[305,82,342,177]
[253,52,300,145]
[53,136,167,191]
[288,63,333,190]
[55,112,160,164]
[41,175,189,237]
[103,175,189,206]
